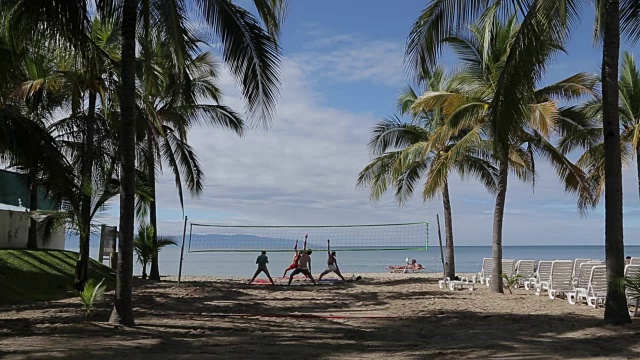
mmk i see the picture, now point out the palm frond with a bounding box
[193,0,281,122]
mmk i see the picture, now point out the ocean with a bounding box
[74,244,640,278]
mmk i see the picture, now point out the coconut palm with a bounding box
[136,37,243,281]
[358,68,499,279]
[410,17,595,293]
[113,0,287,325]
[4,0,287,326]
[134,224,177,279]
[562,52,640,215]
[405,0,640,325]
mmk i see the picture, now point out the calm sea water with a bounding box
[76,245,640,278]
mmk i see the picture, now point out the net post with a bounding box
[425,221,429,250]
[177,215,188,286]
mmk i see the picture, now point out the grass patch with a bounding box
[0,249,116,305]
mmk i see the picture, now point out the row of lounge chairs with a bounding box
[473,257,640,313]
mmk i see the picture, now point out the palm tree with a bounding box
[136,35,243,281]
[358,68,499,279]
[134,224,177,279]
[563,53,640,214]
[405,0,640,325]
[410,17,594,293]
[111,0,287,326]
[4,0,287,326]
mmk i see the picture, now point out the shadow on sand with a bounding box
[2,279,640,359]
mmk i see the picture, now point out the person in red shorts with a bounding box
[283,239,301,278]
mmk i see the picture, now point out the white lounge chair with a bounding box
[533,261,553,295]
[624,264,640,316]
[581,266,608,308]
[485,259,516,287]
[571,259,591,285]
[514,260,535,288]
[449,277,475,291]
[477,258,493,284]
[572,260,604,288]
[547,260,575,299]
[630,257,640,265]
[502,259,515,276]
[567,262,603,305]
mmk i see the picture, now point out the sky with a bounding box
[92,0,640,246]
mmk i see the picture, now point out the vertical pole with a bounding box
[177,215,188,286]
[98,224,105,263]
[436,214,446,279]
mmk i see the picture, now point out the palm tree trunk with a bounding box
[147,128,160,281]
[602,0,630,324]
[442,179,455,278]
[109,0,136,326]
[74,90,97,290]
[142,262,148,280]
[490,148,508,293]
[27,173,38,249]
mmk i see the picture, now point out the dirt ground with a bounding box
[2,273,640,359]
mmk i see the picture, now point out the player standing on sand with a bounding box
[317,239,346,282]
[282,239,301,278]
[288,235,317,285]
[248,251,275,285]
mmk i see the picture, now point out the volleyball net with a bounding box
[187,221,429,252]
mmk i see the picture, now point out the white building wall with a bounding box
[0,209,65,249]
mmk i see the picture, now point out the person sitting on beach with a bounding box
[318,239,346,282]
[283,239,301,278]
[626,256,632,266]
[248,251,275,285]
[288,235,316,285]
[407,258,424,270]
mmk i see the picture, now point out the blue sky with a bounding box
[92,1,640,246]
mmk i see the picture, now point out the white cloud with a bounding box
[92,32,640,248]
[292,28,406,87]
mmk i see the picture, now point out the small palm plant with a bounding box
[625,272,640,316]
[500,273,523,294]
[134,224,177,279]
[78,278,107,320]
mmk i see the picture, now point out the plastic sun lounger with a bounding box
[385,266,423,274]
[514,260,535,288]
[533,261,553,295]
[448,277,475,291]
[567,262,602,305]
[477,258,492,284]
[438,277,475,291]
[547,260,574,299]
[571,259,591,286]
[573,266,607,308]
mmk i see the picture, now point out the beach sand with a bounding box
[1,272,640,359]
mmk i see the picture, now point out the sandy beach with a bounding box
[2,272,640,359]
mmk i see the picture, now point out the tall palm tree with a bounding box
[410,17,594,293]
[358,68,499,279]
[110,0,287,326]
[4,0,287,326]
[405,0,640,325]
[563,52,640,214]
[136,39,244,280]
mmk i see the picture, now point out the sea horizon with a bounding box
[65,242,640,278]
